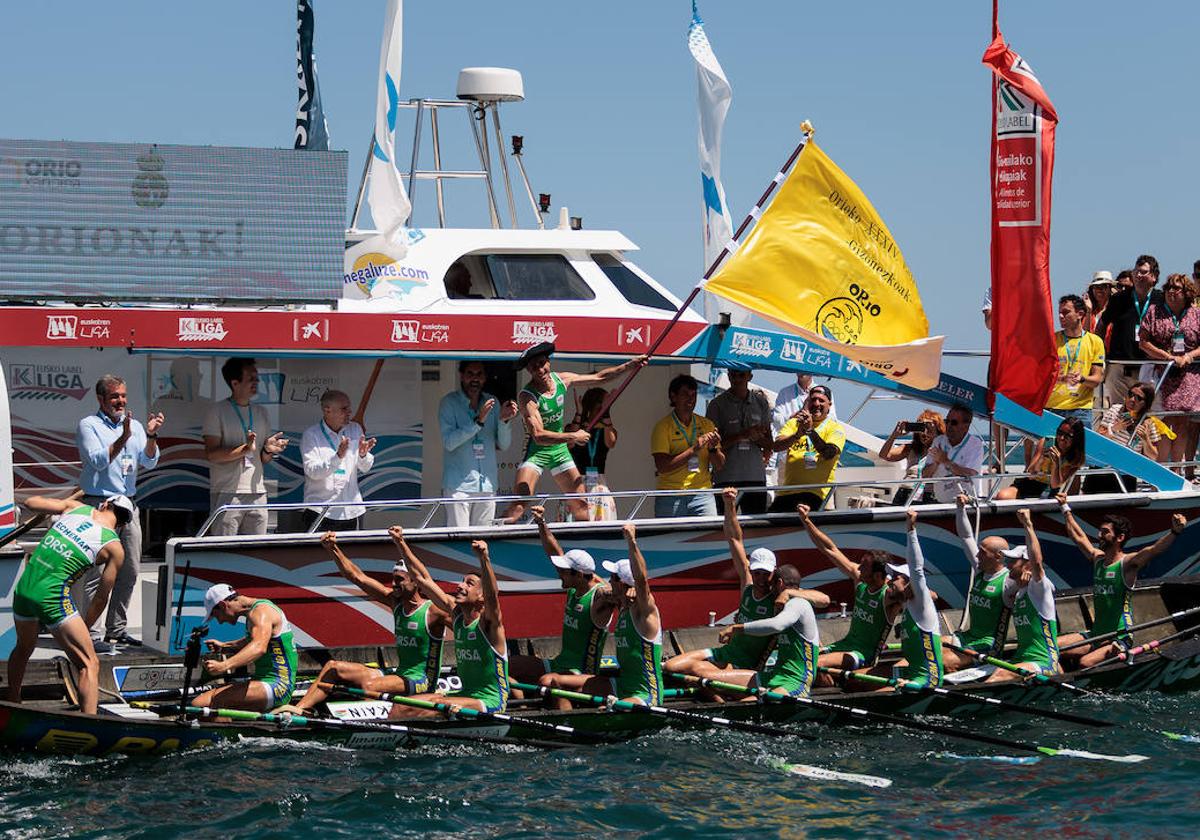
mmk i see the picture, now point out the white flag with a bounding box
[367,0,411,257]
[689,2,749,326]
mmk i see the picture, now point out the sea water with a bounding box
[1,691,1196,839]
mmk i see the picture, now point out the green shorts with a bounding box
[819,644,870,669]
[260,678,295,709]
[11,577,77,629]
[705,645,758,670]
[541,657,583,676]
[445,689,506,714]
[520,444,576,476]
[957,637,997,655]
[383,669,432,694]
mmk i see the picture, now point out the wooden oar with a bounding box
[1057,605,1200,653]
[941,641,1092,695]
[319,683,623,744]
[185,705,571,750]
[510,681,817,741]
[510,683,896,788]
[669,675,1147,763]
[820,668,1113,728]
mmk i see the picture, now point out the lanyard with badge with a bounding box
[1063,336,1083,395]
[673,412,700,472]
[584,429,602,489]
[105,411,135,478]
[320,422,349,480]
[470,398,488,463]
[230,399,255,470]
[802,417,824,468]
[1169,309,1187,356]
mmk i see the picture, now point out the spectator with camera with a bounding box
[879,409,946,504]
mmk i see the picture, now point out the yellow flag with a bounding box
[702,139,943,388]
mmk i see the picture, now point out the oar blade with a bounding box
[1038,747,1150,763]
[781,762,893,789]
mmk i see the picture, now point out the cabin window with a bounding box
[593,254,675,311]
[481,254,595,301]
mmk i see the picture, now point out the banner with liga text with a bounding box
[983,29,1058,412]
[702,138,943,389]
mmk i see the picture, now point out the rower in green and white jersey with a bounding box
[279,529,451,715]
[1056,494,1186,669]
[197,585,300,711]
[666,488,829,699]
[866,509,943,689]
[501,341,647,524]
[542,523,663,708]
[508,506,615,691]
[795,504,903,688]
[392,539,510,717]
[713,565,824,699]
[987,509,1061,682]
[940,494,1019,673]
[7,493,131,716]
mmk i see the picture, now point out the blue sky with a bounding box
[3,1,1198,396]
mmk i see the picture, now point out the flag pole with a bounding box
[586,124,815,430]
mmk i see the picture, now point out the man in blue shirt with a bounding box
[438,361,517,527]
[74,374,164,649]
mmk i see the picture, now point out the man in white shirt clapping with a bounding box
[300,390,376,531]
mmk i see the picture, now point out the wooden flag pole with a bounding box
[585,125,815,430]
[353,358,386,432]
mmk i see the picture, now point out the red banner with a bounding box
[983,28,1058,412]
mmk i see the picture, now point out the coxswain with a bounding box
[7,493,131,715]
[940,494,1018,673]
[666,488,828,698]
[986,509,1060,682]
[541,523,663,708]
[508,506,614,689]
[1056,494,1186,668]
[195,584,299,711]
[865,509,943,689]
[709,565,823,699]
[278,529,451,714]
[797,504,903,687]
[501,342,646,523]
[390,539,510,717]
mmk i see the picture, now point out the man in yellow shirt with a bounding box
[651,375,725,517]
[1047,294,1106,425]
[770,385,844,512]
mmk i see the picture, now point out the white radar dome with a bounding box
[456,67,525,102]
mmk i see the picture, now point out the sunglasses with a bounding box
[1127,392,1147,403]
[1166,285,1186,293]
[946,419,964,427]
[1057,428,1075,438]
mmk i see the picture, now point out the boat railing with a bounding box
[195,467,1169,536]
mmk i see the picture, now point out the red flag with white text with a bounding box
[983,30,1058,412]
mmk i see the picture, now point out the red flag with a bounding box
[983,24,1058,413]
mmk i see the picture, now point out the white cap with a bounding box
[885,562,911,578]
[392,561,408,575]
[1001,545,1029,563]
[550,549,595,574]
[601,558,635,586]
[748,548,777,573]
[105,493,135,525]
[203,583,237,621]
[1091,270,1115,285]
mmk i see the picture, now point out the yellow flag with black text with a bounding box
[702,139,943,388]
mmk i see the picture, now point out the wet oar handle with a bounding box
[669,674,1068,758]
[510,680,818,741]
[818,667,1112,728]
[184,705,570,750]
[1057,604,1200,653]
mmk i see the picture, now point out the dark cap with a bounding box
[516,341,556,370]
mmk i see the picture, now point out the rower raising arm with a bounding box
[725,488,753,591]
[800,503,899,682]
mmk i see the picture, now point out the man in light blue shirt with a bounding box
[74,374,164,649]
[438,361,517,527]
